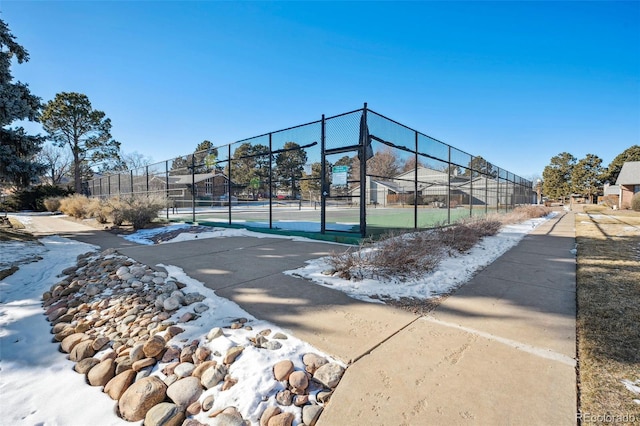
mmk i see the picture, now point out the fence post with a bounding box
[497,167,501,212]
[190,155,196,223]
[485,167,488,215]
[228,144,232,225]
[320,114,326,234]
[268,133,273,229]
[447,146,451,225]
[414,131,418,229]
[146,165,149,196]
[360,103,368,238]
[130,170,134,195]
[165,160,169,220]
[469,156,473,218]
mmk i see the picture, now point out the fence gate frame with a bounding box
[321,103,370,237]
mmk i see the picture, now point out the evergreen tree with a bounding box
[0,19,46,190]
[542,152,576,201]
[41,92,121,192]
[194,140,219,173]
[605,145,640,184]
[572,154,604,203]
[275,142,307,198]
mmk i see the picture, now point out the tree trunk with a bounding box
[74,150,81,193]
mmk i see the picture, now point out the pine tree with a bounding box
[0,19,46,190]
[542,152,576,201]
[572,154,604,203]
[41,92,121,193]
[605,145,640,184]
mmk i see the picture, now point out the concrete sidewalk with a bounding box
[22,213,577,425]
[318,211,577,425]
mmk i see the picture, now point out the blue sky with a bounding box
[3,1,639,179]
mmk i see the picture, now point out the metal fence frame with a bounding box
[83,104,534,237]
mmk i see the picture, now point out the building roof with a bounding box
[166,173,229,185]
[604,184,620,196]
[615,161,640,185]
[371,179,405,193]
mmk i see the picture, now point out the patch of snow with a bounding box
[159,265,343,424]
[622,378,640,395]
[0,237,130,426]
[284,216,551,302]
[120,223,193,245]
[122,224,347,246]
[0,236,341,426]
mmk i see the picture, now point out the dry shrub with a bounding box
[632,193,640,212]
[108,195,167,229]
[437,218,502,253]
[103,197,125,226]
[328,231,444,281]
[59,194,90,219]
[86,198,111,224]
[43,197,61,212]
[329,205,551,282]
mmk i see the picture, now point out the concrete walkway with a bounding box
[319,211,577,425]
[21,212,577,425]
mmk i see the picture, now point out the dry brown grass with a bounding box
[576,209,640,421]
[59,194,90,219]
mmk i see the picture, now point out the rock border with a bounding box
[43,248,345,425]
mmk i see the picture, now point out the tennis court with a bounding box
[165,203,496,239]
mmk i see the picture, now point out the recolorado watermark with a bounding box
[577,411,638,423]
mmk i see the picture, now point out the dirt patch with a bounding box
[384,295,451,315]
[0,217,38,242]
[576,210,640,419]
[0,265,19,280]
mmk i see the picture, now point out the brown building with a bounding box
[615,161,640,209]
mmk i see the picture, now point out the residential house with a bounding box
[147,173,232,204]
[349,166,504,207]
[615,161,640,209]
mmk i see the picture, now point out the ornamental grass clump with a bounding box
[86,197,110,224]
[58,194,90,219]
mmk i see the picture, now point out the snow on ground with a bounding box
[124,216,553,303]
[0,236,130,425]
[0,219,342,426]
[153,264,344,425]
[121,223,347,246]
[0,212,551,425]
[285,216,553,302]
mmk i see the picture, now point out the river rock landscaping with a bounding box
[42,248,345,425]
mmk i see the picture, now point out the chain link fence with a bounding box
[84,105,534,237]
